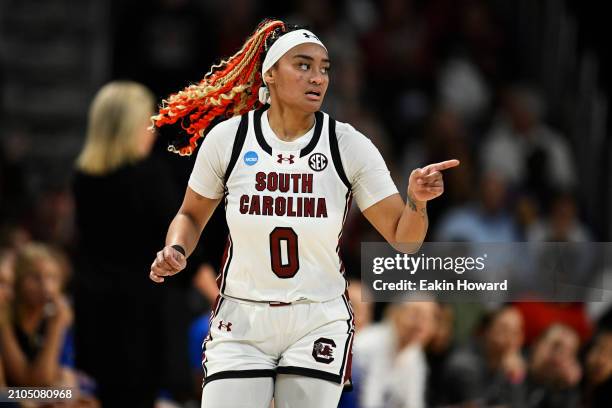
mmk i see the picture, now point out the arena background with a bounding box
[1,0,611,407]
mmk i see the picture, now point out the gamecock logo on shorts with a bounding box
[312,337,336,364]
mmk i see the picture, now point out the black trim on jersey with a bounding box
[219,234,233,294]
[336,191,352,258]
[254,105,324,158]
[202,296,225,377]
[224,113,249,184]
[299,111,324,157]
[328,118,351,190]
[203,369,276,387]
[254,105,272,155]
[339,293,355,383]
[276,366,342,384]
[218,111,249,297]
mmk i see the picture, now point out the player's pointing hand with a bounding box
[150,245,187,283]
[408,159,460,202]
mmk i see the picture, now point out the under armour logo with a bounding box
[218,320,232,331]
[277,154,295,164]
[303,32,319,41]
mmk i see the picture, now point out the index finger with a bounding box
[422,159,460,174]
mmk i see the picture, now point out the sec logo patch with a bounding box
[308,153,328,172]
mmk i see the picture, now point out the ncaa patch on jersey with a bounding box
[243,151,259,166]
[308,153,328,171]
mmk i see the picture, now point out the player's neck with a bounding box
[266,105,315,142]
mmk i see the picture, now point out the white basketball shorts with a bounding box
[201,293,355,387]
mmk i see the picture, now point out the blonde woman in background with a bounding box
[72,81,181,407]
[75,81,157,175]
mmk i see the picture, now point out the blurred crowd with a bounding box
[343,282,612,408]
[1,0,611,407]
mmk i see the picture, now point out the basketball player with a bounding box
[149,19,459,408]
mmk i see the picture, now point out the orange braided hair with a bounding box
[151,19,286,156]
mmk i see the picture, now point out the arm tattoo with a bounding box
[420,206,427,221]
[407,191,418,212]
[408,191,428,221]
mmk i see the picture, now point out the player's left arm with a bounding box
[362,159,460,253]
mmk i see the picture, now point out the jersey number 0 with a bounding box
[269,227,299,278]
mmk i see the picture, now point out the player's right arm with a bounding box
[150,116,239,283]
[150,188,221,283]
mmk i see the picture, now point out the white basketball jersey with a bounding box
[219,107,351,303]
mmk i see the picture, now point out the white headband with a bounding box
[258,29,327,104]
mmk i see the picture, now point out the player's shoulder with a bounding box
[199,114,246,155]
[206,114,243,140]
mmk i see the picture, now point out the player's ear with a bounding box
[264,67,276,85]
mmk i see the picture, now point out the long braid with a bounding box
[151,19,285,156]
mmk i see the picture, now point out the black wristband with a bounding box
[171,244,186,257]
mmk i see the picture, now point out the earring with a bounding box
[258,86,270,104]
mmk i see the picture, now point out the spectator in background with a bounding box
[439,306,527,407]
[526,191,594,297]
[527,191,592,242]
[435,170,518,242]
[0,245,99,408]
[583,330,612,407]
[0,249,16,389]
[0,243,75,387]
[356,299,438,408]
[0,223,32,252]
[526,324,582,408]
[437,57,490,123]
[426,303,456,407]
[480,85,576,205]
[0,250,15,301]
[386,301,439,408]
[72,81,181,407]
[513,302,593,346]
